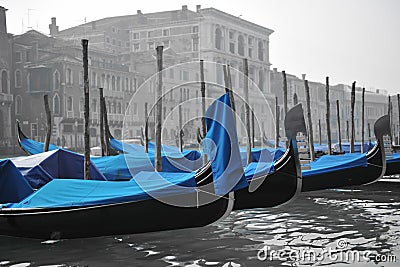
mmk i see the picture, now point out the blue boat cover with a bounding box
[0,160,34,204]
[92,150,203,180]
[302,153,368,177]
[244,161,275,181]
[8,93,245,208]
[387,152,400,164]
[202,93,247,195]
[332,142,374,153]
[10,149,106,189]
[239,147,284,166]
[7,171,197,208]
[19,136,59,155]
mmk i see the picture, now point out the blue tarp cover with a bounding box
[91,151,203,180]
[387,152,400,164]
[203,93,247,195]
[19,136,59,155]
[10,149,106,189]
[302,153,368,177]
[7,171,197,208]
[244,161,275,181]
[239,147,284,166]
[0,160,34,204]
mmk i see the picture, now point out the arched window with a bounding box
[106,75,110,90]
[92,72,97,87]
[111,102,116,114]
[15,70,22,88]
[258,69,264,91]
[53,70,60,90]
[215,28,223,50]
[15,95,22,115]
[67,96,73,111]
[1,70,8,93]
[53,94,60,115]
[116,76,120,91]
[258,41,264,61]
[112,76,116,90]
[117,102,122,114]
[66,68,73,85]
[238,35,244,56]
[125,77,129,91]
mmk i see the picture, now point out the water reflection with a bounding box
[0,189,399,266]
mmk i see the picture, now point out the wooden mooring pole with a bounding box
[282,70,288,115]
[350,81,356,153]
[336,100,342,152]
[325,77,332,155]
[304,79,315,161]
[155,46,163,172]
[144,102,149,153]
[200,60,207,164]
[318,119,322,145]
[43,95,52,152]
[82,39,90,180]
[361,88,365,153]
[243,58,252,164]
[275,96,280,149]
[99,88,105,156]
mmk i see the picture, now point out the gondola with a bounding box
[300,114,390,192]
[385,151,400,176]
[0,93,240,239]
[231,104,304,210]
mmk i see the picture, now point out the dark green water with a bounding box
[0,188,399,266]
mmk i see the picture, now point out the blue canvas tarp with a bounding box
[0,159,34,204]
[7,171,197,208]
[244,161,275,181]
[239,147,284,166]
[91,150,203,180]
[302,153,368,177]
[11,149,106,189]
[203,93,247,195]
[387,152,400,164]
[19,136,59,155]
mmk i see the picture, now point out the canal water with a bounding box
[0,186,399,266]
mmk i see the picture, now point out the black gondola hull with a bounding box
[0,192,231,239]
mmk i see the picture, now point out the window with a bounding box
[126,42,130,48]
[192,26,199,33]
[15,95,22,115]
[192,37,199,51]
[67,96,73,111]
[26,51,31,62]
[258,41,264,61]
[163,29,170,36]
[53,94,60,115]
[125,77,129,91]
[238,35,244,56]
[53,70,60,90]
[112,76,116,90]
[132,32,140,40]
[248,36,253,46]
[66,68,73,85]
[1,70,7,93]
[147,31,153,38]
[79,98,84,112]
[163,40,170,48]
[169,69,174,79]
[248,48,253,58]
[118,40,122,47]
[106,37,110,43]
[133,43,140,52]
[117,102,122,114]
[79,71,83,86]
[215,28,222,50]
[170,108,174,120]
[15,69,22,88]
[112,27,116,33]
[15,52,22,63]
[229,42,235,54]
[116,76,121,91]
[180,70,189,81]
[258,69,264,91]
[91,72,97,87]
[229,31,235,40]
[148,42,155,50]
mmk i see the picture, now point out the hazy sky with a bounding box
[2,0,399,94]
